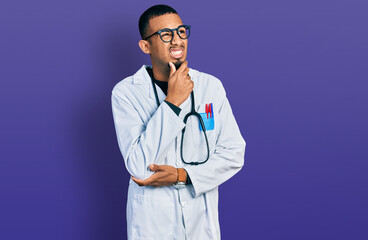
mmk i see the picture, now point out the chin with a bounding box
[173,57,186,69]
[174,61,182,69]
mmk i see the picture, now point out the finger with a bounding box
[131,176,146,186]
[188,79,194,89]
[183,67,189,76]
[149,164,160,172]
[169,62,176,77]
[131,175,156,186]
[185,75,192,83]
[177,61,188,73]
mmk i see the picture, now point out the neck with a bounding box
[151,62,170,82]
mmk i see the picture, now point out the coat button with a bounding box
[181,202,187,208]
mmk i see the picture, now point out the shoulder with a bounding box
[112,65,150,101]
[112,76,133,96]
[190,68,223,85]
[189,68,225,93]
[111,76,135,105]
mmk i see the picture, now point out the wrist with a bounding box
[177,168,187,183]
[165,97,180,107]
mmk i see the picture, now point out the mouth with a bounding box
[169,47,184,59]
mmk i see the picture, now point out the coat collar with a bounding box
[132,65,152,85]
[132,65,197,110]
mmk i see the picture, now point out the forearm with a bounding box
[112,92,185,179]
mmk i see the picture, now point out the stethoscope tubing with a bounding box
[150,76,210,165]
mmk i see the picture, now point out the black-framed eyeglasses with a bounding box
[144,25,191,43]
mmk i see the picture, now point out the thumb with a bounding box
[149,164,159,172]
[168,62,176,77]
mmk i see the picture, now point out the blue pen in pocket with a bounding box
[199,103,214,131]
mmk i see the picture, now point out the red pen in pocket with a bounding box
[205,103,213,119]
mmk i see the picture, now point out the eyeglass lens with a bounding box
[160,26,190,42]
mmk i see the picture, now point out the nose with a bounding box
[171,29,183,45]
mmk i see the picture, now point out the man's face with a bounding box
[146,13,188,69]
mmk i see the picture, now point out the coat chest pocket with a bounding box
[181,103,217,162]
[188,103,217,149]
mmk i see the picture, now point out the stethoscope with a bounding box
[150,76,210,165]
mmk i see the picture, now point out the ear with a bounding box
[138,40,151,54]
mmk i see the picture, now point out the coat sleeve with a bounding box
[184,81,246,198]
[111,89,186,179]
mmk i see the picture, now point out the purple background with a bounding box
[1,0,367,239]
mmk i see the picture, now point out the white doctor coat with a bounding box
[111,65,245,240]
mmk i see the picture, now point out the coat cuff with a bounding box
[164,100,181,116]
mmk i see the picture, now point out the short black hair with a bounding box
[139,4,178,39]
